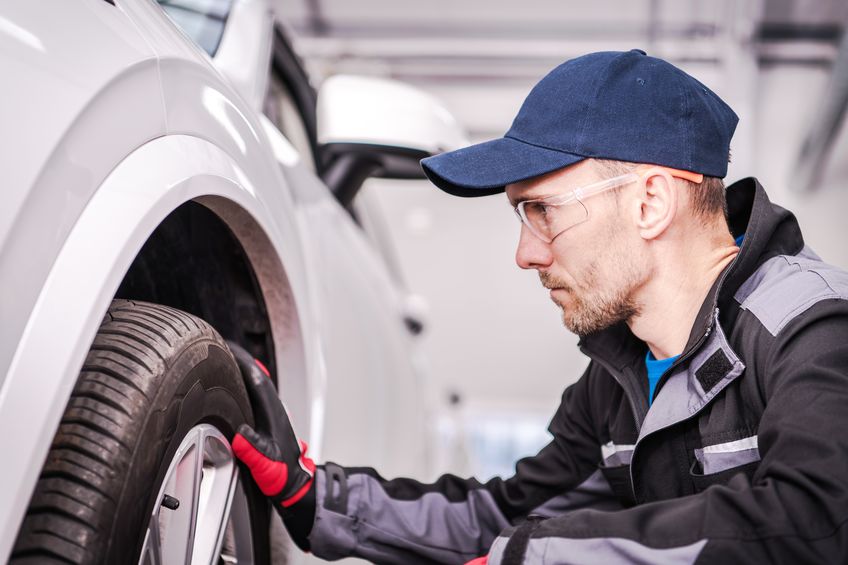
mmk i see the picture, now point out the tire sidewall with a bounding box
[105,338,268,563]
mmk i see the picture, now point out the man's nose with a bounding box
[515,224,553,270]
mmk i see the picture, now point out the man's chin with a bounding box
[563,317,607,339]
[561,313,584,336]
[561,306,619,338]
[553,302,584,335]
[563,306,640,338]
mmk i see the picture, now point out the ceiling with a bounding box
[274,0,847,84]
[274,0,847,187]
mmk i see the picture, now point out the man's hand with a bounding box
[228,343,316,547]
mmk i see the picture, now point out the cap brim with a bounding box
[420,136,585,197]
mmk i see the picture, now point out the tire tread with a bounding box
[10,300,231,564]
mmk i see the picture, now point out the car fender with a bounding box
[0,2,164,389]
[0,134,324,562]
[0,1,283,390]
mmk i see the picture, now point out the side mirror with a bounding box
[317,75,468,206]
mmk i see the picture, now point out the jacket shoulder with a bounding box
[734,247,848,336]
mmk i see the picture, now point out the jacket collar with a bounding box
[578,177,805,372]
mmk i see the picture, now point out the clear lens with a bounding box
[515,172,639,242]
[521,199,588,242]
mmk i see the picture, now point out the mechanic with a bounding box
[231,49,848,564]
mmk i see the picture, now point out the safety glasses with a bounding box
[514,165,704,243]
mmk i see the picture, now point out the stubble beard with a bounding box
[540,264,643,338]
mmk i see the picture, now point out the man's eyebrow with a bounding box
[509,193,550,207]
[508,192,545,207]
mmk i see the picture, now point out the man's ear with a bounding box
[635,168,678,240]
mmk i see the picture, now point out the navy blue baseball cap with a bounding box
[421,49,738,197]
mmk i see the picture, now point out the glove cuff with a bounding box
[280,482,316,552]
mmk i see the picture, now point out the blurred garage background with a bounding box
[276,0,848,481]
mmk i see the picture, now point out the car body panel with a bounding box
[0,134,316,558]
[278,157,430,476]
[0,0,432,560]
[0,1,163,386]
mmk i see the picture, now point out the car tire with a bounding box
[10,299,272,564]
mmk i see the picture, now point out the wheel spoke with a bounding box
[220,474,256,564]
[184,428,204,563]
[140,511,163,565]
[138,429,201,565]
[208,465,240,564]
[139,424,252,565]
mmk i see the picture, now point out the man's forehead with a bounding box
[506,160,599,205]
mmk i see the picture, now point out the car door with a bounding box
[262,30,431,479]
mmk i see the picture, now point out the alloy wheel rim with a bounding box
[139,424,254,565]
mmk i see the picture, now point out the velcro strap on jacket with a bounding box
[323,462,349,513]
[501,515,545,565]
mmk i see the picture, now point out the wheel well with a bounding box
[115,201,276,377]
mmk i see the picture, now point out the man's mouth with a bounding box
[549,287,572,304]
[545,284,571,293]
[539,272,573,294]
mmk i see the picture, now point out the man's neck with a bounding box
[628,238,739,360]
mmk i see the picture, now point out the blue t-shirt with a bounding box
[645,351,679,406]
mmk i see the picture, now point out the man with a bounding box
[232,50,848,563]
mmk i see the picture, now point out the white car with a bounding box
[0,0,465,563]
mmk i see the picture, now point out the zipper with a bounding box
[626,372,737,502]
[580,261,737,502]
[651,255,738,394]
[631,313,735,499]
[627,316,717,501]
[646,321,715,405]
[627,261,736,500]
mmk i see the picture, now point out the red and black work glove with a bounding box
[228,343,316,551]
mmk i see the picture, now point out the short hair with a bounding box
[591,158,728,224]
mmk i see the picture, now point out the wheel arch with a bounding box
[115,199,278,379]
[0,135,315,562]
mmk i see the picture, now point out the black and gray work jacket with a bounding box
[299,177,848,564]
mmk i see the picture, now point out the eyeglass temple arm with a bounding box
[637,164,704,184]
